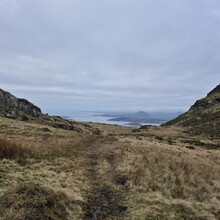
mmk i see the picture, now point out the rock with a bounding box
[191,98,220,111]
[207,84,220,96]
[40,127,51,132]
[21,115,29,121]
[53,123,70,130]
[0,89,42,117]
[5,110,17,119]
[10,125,26,129]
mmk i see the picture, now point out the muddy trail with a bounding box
[82,136,128,220]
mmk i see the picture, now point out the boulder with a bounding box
[5,110,17,119]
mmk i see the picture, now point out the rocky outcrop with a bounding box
[0,89,42,117]
[207,84,220,96]
[190,84,220,111]
[164,84,220,137]
[191,97,220,112]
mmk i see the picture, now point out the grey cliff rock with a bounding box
[0,89,42,117]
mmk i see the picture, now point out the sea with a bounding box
[63,111,160,127]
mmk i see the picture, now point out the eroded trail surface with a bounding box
[82,136,128,220]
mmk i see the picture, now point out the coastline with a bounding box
[63,112,161,127]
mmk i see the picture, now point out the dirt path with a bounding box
[82,136,128,220]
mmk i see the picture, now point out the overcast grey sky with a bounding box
[0,0,219,114]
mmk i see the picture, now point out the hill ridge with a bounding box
[164,83,220,137]
[0,88,42,117]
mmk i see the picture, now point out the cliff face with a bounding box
[190,85,220,112]
[0,89,42,117]
[164,84,220,137]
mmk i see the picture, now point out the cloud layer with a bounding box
[0,0,219,114]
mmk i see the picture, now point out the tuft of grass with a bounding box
[0,139,30,160]
[0,183,70,220]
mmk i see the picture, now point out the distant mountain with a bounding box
[164,84,220,137]
[0,88,42,118]
[133,111,149,118]
[106,111,166,124]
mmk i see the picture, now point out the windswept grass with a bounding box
[113,138,220,219]
[0,139,30,160]
[127,146,219,201]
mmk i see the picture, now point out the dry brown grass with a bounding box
[82,135,220,202]
[0,116,92,219]
[142,125,185,137]
[75,133,219,218]
[127,147,219,201]
[0,115,220,219]
[111,138,220,219]
[0,138,30,160]
[88,122,132,136]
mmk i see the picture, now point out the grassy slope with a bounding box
[0,116,219,219]
[164,85,220,138]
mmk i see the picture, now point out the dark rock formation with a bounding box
[191,98,220,111]
[0,89,42,117]
[190,84,220,111]
[164,84,220,137]
[207,84,220,96]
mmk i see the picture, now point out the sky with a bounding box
[0,0,219,115]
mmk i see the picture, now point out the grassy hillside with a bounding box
[0,87,219,219]
[0,115,219,219]
[164,84,220,137]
